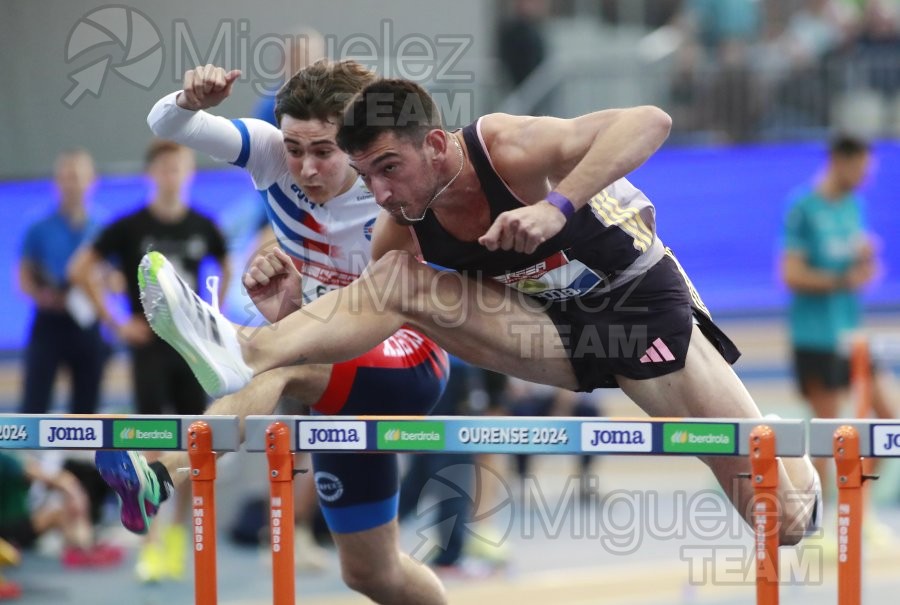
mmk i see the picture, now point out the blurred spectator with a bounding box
[687,0,763,51]
[0,452,122,568]
[17,149,109,415]
[664,0,900,140]
[785,0,855,65]
[780,134,895,500]
[600,0,682,28]
[669,0,766,141]
[757,0,857,132]
[497,0,549,88]
[855,0,900,95]
[397,361,514,576]
[397,358,478,574]
[461,368,512,567]
[68,140,230,583]
[505,379,603,500]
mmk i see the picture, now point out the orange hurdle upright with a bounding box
[266,421,296,605]
[850,338,878,486]
[189,421,218,605]
[750,424,780,605]
[833,425,864,605]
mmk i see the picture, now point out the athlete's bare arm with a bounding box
[484,108,671,203]
[477,108,671,254]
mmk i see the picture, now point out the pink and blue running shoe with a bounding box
[95,451,161,535]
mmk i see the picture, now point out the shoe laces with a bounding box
[206,275,221,312]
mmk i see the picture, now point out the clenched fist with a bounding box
[243,247,304,324]
[176,64,242,111]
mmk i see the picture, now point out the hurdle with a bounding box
[809,418,900,605]
[244,415,808,605]
[0,413,885,604]
[0,414,240,605]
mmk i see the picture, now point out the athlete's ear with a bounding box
[422,129,448,161]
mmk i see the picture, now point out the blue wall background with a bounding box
[1,142,898,350]
[633,141,900,314]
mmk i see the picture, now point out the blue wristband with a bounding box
[545,191,576,219]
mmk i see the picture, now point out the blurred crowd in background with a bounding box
[2,0,900,598]
[495,0,900,142]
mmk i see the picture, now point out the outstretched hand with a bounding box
[478,201,568,254]
[243,247,304,324]
[176,64,241,111]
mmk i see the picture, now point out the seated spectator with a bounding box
[0,452,122,568]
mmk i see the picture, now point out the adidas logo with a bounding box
[640,338,676,364]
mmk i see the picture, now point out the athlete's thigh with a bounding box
[617,324,760,419]
[411,267,577,389]
[330,518,402,572]
[275,364,332,407]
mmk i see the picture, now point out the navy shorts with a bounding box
[544,249,741,391]
[310,328,448,534]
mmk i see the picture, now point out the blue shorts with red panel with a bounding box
[310,328,449,534]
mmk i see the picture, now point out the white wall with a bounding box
[0,0,494,178]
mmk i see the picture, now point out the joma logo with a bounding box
[298,421,366,450]
[39,420,103,447]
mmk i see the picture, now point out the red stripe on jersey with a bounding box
[302,211,326,234]
[303,237,332,255]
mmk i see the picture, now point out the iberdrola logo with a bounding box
[377,422,445,451]
[112,420,179,449]
[662,423,736,455]
[670,431,689,444]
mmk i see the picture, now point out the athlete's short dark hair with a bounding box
[336,79,443,155]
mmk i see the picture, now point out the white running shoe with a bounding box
[139,251,252,397]
[804,464,823,537]
[763,414,823,537]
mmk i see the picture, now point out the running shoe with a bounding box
[806,466,823,537]
[135,542,167,583]
[763,414,823,537]
[139,250,252,397]
[0,539,19,567]
[61,543,124,568]
[0,580,21,600]
[95,451,160,535]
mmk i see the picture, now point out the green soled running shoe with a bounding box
[138,251,252,397]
